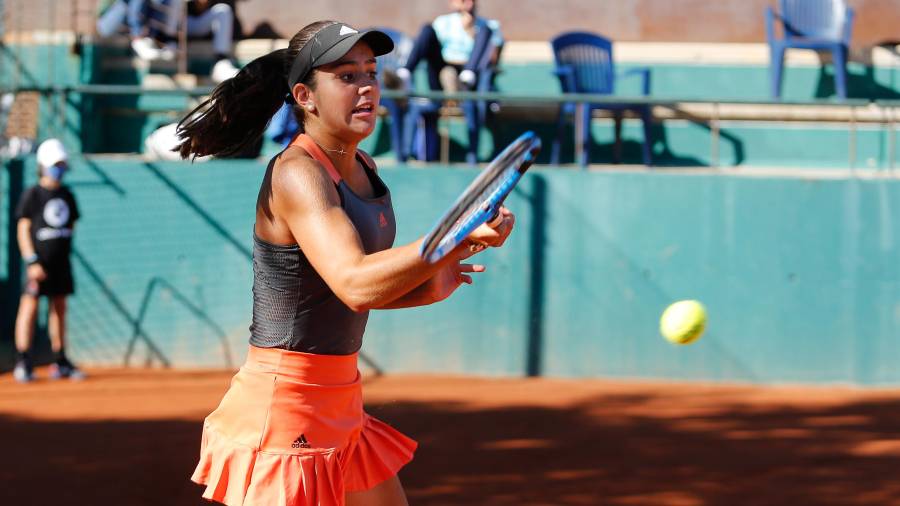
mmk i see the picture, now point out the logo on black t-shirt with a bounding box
[37,197,74,241]
[43,198,70,228]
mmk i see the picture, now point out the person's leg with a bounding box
[187,5,238,83]
[96,0,129,38]
[13,293,39,382]
[14,294,38,355]
[126,0,147,38]
[48,295,84,379]
[459,25,494,88]
[185,4,234,59]
[132,0,177,60]
[157,0,183,38]
[47,295,66,355]
[401,23,447,90]
[345,475,409,506]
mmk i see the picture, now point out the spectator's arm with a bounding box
[487,19,503,49]
[16,218,36,260]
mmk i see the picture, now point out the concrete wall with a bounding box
[4,156,900,385]
[3,0,899,47]
[234,0,900,46]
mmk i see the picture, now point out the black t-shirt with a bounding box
[14,185,80,267]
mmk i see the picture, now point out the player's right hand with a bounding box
[27,263,47,282]
[465,207,516,253]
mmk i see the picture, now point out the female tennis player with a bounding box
[175,20,514,506]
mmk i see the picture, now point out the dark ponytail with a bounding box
[175,19,337,159]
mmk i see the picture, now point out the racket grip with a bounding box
[486,209,503,228]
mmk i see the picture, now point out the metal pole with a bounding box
[0,0,6,88]
[178,0,188,76]
[60,88,68,140]
[849,105,856,170]
[439,118,449,165]
[49,0,58,139]
[711,101,720,169]
[574,102,585,169]
[888,106,896,173]
[14,0,22,90]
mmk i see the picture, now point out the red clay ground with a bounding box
[2,367,900,505]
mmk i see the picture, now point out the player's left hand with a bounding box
[425,259,485,302]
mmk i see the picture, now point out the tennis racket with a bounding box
[420,131,541,264]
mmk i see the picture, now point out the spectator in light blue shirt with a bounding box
[396,0,503,91]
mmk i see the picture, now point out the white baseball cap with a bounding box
[36,138,68,168]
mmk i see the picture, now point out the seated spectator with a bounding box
[396,0,502,92]
[178,0,240,83]
[97,0,239,83]
[96,0,177,61]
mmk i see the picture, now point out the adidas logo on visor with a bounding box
[339,25,358,36]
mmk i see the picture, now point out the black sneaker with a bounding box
[50,359,86,381]
[13,358,34,383]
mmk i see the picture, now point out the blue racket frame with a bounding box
[420,131,542,263]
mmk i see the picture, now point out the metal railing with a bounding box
[2,83,898,170]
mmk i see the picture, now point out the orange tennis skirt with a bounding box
[191,345,417,506]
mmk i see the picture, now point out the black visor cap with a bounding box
[288,24,394,89]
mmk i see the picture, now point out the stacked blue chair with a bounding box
[766,0,854,99]
[550,31,653,167]
[371,27,414,162]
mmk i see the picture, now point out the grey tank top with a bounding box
[249,135,396,355]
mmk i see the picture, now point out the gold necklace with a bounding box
[312,138,349,157]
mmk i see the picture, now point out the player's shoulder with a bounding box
[271,146,338,201]
[275,146,330,179]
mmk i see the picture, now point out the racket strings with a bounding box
[445,162,521,239]
[421,132,541,262]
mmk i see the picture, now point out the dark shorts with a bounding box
[24,262,74,297]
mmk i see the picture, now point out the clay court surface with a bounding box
[2,368,900,505]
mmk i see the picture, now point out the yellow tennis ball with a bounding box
[660,300,706,345]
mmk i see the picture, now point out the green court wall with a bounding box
[3,156,900,385]
[3,42,899,169]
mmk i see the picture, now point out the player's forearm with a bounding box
[335,239,465,311]
[373,281,436,309]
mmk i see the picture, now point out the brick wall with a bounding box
[2,0,898,47]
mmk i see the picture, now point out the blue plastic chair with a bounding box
[766,0,854,99]
[371,27,414,162]
[404,38,503,164]
[550,31,653,167]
